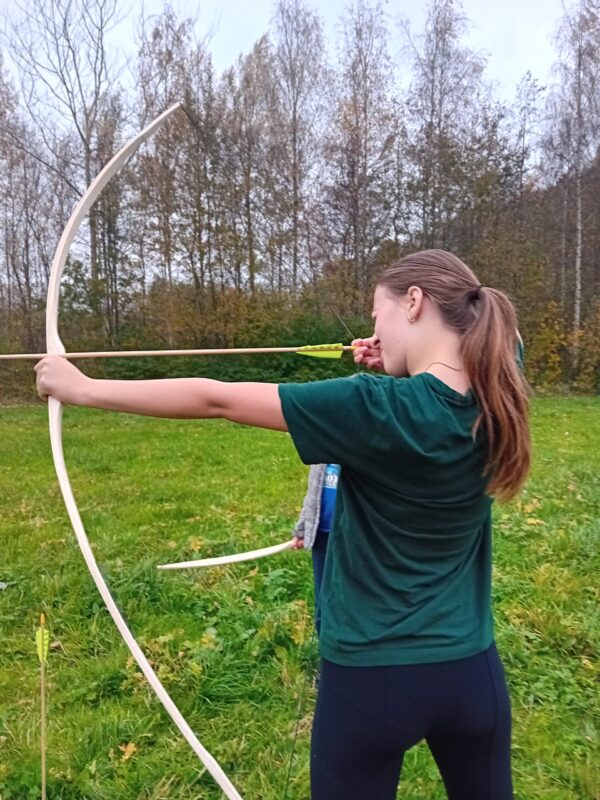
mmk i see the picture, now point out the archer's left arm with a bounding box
[35,356,287,431]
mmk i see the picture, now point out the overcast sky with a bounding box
[115,0,566,101]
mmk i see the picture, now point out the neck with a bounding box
[407,335,464,378]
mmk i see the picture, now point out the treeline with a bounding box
[1,0,599,400]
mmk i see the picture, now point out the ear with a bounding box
[406,285,425,322]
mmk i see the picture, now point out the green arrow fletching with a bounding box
[296,343,345,359]
[36,627,49,664]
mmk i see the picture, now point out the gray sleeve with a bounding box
[292,463,326,550]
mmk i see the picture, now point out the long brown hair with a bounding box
[378,249,531,501]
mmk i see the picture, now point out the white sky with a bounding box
[115,0,566,102]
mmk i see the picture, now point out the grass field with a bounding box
[0,397,598,799]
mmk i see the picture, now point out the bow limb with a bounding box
[158,539,295,570]
[46,103,244,800]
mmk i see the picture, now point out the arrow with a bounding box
[0,343,355,360]
[36,613,49,800]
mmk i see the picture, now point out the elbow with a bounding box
[195,378,228,419]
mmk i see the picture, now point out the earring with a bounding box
[408,315,415,324]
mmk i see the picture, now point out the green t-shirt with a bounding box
[278,372,494,667]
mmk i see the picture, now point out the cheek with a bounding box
[378,309,395,337]
[379,313,403,344]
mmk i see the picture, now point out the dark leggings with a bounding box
[312,528,329,634]
[310,643,513,800]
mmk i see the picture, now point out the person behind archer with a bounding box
[293,463,341,634]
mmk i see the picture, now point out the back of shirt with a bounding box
[279,372,494,667]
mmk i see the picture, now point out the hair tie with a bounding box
[468,284,484,302]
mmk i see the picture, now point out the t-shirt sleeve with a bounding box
[278,374,397,468]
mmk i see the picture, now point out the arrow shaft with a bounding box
[0,345,355,360]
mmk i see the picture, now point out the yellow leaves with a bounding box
[187,536,204,553]
[523,498,542,513]
[108,743,138,764]
[509,495,547,530]
[118,741,138,762]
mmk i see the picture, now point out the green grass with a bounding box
[0,398,598,799]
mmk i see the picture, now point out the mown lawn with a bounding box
[0,397,598,799]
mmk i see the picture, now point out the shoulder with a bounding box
[279,372,442,410]
[278,373,416,414]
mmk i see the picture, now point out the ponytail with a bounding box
[461,287,531,500]
[378,250,531,501]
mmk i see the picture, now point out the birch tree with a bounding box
[270,0,328,292]
[323,0,396,296]
[6,0,120,297]
[402,0,486,248]
[546,0,600,334]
